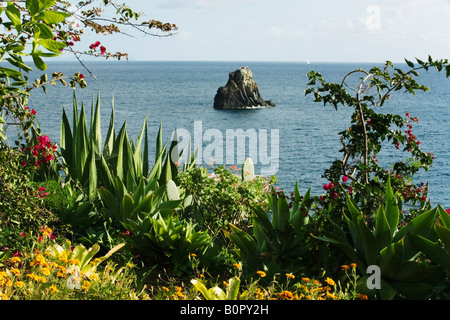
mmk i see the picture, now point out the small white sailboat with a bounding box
[306,58,311,65]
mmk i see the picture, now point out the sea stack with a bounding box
[213,66,276,109]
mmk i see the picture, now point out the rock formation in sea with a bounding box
[213,66,276,109]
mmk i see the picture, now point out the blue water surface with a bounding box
[24,61,450,207]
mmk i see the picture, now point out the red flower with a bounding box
[31,109,37,115]
[446,208,450,215]
[230,165,236,170]
[342,176,348,183]
[323,184,329,190]
[100,45,106,55]
[79,73,85,79]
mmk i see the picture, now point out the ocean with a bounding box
[21,60,450,208]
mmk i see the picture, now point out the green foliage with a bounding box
[191,276,241,300]
[122,212,217,276]
[315,177,444,299]
[305,57,450,216]
[224,182,314,281]
[0,147,59,251]
[178,161,275,246]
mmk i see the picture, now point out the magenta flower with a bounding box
[342,176,349,183]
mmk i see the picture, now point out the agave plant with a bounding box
[191,276,241,300]
[407,205,450,272]
[224,182,313,280]
[60,92,192,200]
[46,240,125,281]
[315,176,442,299]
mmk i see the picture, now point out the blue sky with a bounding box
[76,0,450,63]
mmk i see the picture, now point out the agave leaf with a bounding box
[191,279,216,300]
[89,91,102,155]
[437,205,450,229]
[384,176,399,238]
[60,107,73,171]
[226,276,241,300]
[435,222,450,254]
[407,232,450,269]
[374,205,392,251]
[103,96,115,158]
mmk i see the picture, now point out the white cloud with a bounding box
[269,26,283,37]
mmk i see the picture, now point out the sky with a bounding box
[71,0,450,63]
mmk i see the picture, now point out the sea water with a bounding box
[22,60,450,208]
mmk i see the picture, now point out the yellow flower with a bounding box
[41,267,51,276]
[257,270,266,278]
[223,281,228,287]
[0,293,8,300]
[4,278,12,287]
[49,285,59,294]
[325,277,335,286]
[175,286,182,292]
[233,263,241,269]
[326,292,338,300]
[10,257,21,264]
[10,268,21,276]
[199,274,205,279]
[350,263,357,269]
[162,286,170,292]
[341,264,350,270]
[14,281,25,288]
[189,253,197,258]
[126,262,134,268]
[82,281,91,292]
[69,259,80,266]
[277,290,293,300]
[286,273,295,279]
[255,288,265,300]
[27,273,39,282]
[301,277,310,282]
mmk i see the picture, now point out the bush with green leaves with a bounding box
[178,161,276,246]
[305,57,450,219]
[0,146,59,253]
[315,177,447,300]
[223,182,314,282]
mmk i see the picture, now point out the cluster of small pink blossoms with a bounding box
[21,134,57,169]
[89,41,106,55]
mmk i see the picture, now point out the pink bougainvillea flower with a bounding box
[100,45,106,55]
[20,232,26,237]
[38,187,45,192]
[446,208,450,215]
[323,184,329,191]
[342,176,349,183]
[21,161,27,167]
[31,109,37,115]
